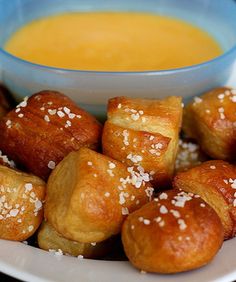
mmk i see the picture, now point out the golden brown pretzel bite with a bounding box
[173,160,236,239]
[38,221,114,258]
[0,164,45,241]
[45,147,153,243]
[122,189,223,273]
[183,87,236,160]
[102,96,182,187]
[0,90,102,180]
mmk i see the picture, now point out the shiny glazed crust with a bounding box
[38,221,114,258]
[45,147,153,243]
[0,164,45,241]
[173,160,236,240]
[0,90,102,180]
[102,96,182,188]
[183,87,236,160]
[122,189,223,273]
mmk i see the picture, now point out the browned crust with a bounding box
[45,147,153,243]
[122,189,223,273]
[0,90,102,180]
[0,164,46,241]
[102,96,182,188]
[102,121,172,187]
[173,160,236,239]
[183,87,236,160]
[37,221,114,258]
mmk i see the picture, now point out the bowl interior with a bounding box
[1,0,236,61]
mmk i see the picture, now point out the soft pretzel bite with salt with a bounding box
[183,87,236,160]
[0,90,102,180]
[102,96,182,187]
[38,221,114,258]
[45,147,153,243]
[122,189,223,273]
[0,164,45,241]
[173,160,236,240]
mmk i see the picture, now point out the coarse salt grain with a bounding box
[159,193,168,200]
[194,97,202,104]
[48,109,57,115]
[231,181,236,189]
[69,113,75,119]
[25,183,33,191]
[104,192,110,197]
[108,162,116,169]
[44,115,50,122]
[218,94,225,99]
[35,200,42,210]
[170,209,180,218]
[160,205,168,214]
[159,220,165,227]
[28,225,34,232]
[121,207,129,215]
[107,169,114,177]
[48,161,56,170]
[64,107,70,114]
[57,111,65,118]
[6,120,12,128]
[143,219,151,225]
[178,219,187,230]
[9,209,19,217]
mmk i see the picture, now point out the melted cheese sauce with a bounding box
[4,12,222,71]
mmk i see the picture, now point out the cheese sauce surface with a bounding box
[4,12,222,71]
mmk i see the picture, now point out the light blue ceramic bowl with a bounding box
[0,0,236,115]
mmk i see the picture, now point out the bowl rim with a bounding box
[0,36,236,76]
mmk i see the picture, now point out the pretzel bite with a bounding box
[122,189,223,273]
[38,221,113,258]
[175,139,208,173]
[102,96,182,187]
[0,90,102,180]
[173,160,236,240]
[183,87,236,160]
[45,147,153,243]
[0,164,45,241]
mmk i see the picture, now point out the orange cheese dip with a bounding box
[4,12,222,71]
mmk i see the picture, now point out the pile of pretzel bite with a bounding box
[0,85,235,274]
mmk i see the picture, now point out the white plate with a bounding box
[0,62,236,282]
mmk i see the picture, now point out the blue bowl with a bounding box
[0,0,236,115]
